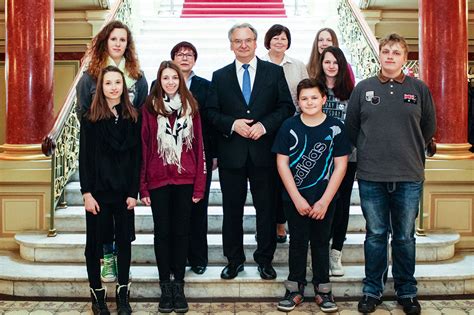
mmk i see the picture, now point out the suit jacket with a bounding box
[204,58,294,168]
[151,75,215,160]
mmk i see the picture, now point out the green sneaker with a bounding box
[101,253,117,283]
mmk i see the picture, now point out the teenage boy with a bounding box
[272,79,350,313]
[345,33,436,315]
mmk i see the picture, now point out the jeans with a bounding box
[284,200,335,287]
[358,180,422,299]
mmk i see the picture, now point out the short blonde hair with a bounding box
[379,33,408,57]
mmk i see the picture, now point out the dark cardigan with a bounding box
[79,104,142,203]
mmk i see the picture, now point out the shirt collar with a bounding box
[377,71,406,84]
[235,56,257,71]
[185,71,195,89]
[262,53,292,66]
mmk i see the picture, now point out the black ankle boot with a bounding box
[159,281,174,313]
[172,281,189,313]
[90,287,110,315]
[116,283,132,315]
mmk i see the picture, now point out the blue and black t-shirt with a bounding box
[272,115,351,204]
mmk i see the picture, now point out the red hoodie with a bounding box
[140,106,206,199]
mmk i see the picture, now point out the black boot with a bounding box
[116,283,132,315]
[90,287,110,315]
[159,281,174,313]
[172,281,189,313]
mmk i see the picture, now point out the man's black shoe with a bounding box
[220,263,244,279]
[258,264,277,280]
[397,297,421,315]
[357,295,382,313]
[190,265,207,275]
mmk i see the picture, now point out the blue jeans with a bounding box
[358,180,422,299]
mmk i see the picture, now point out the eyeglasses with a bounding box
[231,38,256,46]
[175,53,194,59]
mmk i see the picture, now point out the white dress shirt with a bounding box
[235,57,257,92]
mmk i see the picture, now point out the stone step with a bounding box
[64,181,361,207]
[15,231,460,264]
[0,250,472,298]
[55,205,366,234]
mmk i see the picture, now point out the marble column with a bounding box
[419,0,472,159]
[5,0,54,145]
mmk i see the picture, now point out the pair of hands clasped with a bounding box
[83,193,136,215]
[294,195,329,220]
[234,119,265,140]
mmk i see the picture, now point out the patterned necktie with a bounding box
[242,64,251,105]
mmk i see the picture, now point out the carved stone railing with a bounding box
[41,0,132,237]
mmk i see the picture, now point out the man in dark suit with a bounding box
[204,23,294,280]
[152,42,215,275]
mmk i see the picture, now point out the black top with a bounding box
[76,71,148,118]
[79,104,142,202]
[272,115,351,204]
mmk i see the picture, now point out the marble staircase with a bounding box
[10,171,467,298]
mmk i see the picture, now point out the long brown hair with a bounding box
[316,47,354,101]
[145,61,198,117]
[88,66,139,123]
[307,28,339,79]
[86,20,141,80]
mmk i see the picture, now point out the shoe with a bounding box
[314,283,338,313]
[276,234,288,243]
[276,224,288,243]
[357,295,382,313]
[172,281,189,313]
[159,282,174,313]
[116,283,132,315]
[277,280,304,312]
[329,249,344,277]
[258,263,277,280]
[101,253,117,283]
[90,287,110,315]
[190,265,207,275]
[397,297,421,315]
[220,262,244,279]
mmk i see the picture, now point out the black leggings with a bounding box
[85,198,133,289]
[331,162,357,251]
[150,184,193,282]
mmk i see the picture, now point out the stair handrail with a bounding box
[337,0,380,79]
[41,0,132,237]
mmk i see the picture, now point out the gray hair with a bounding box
[228,23,258,41]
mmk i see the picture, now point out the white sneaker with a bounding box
[329,249,344,276]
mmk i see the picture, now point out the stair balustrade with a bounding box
[337,0,419,78]
[40,0,133,237]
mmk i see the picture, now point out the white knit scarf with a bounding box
[156,94,194,173]
[107,56,137,90]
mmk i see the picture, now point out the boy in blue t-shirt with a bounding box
[272,79,351,313]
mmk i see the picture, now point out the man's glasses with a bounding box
[231,38,256,46]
